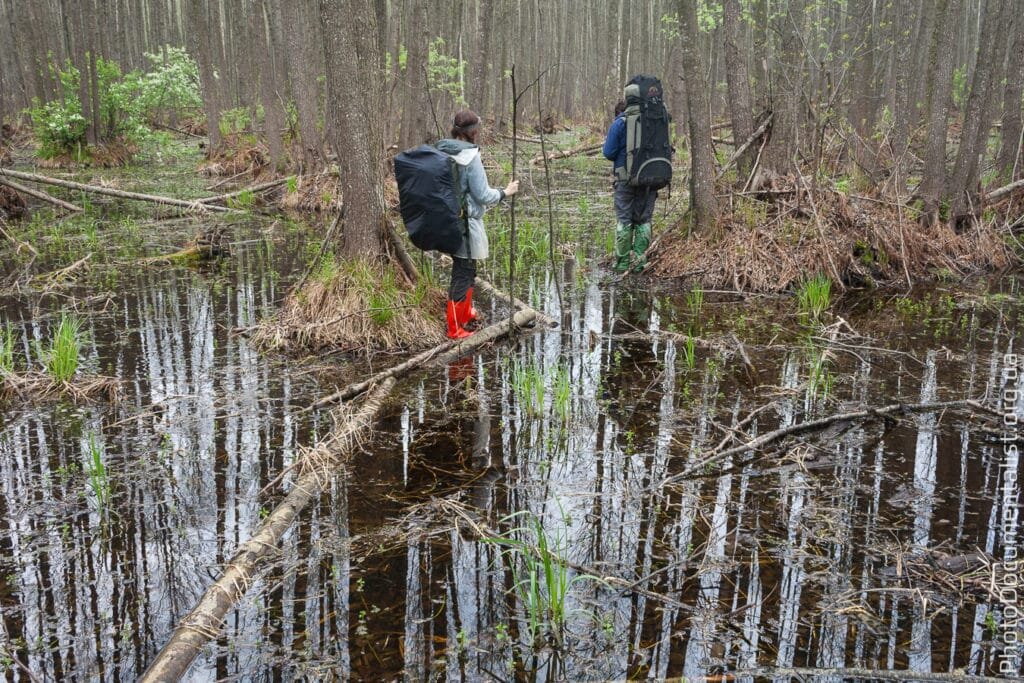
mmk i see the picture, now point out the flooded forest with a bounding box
[1,0,1023,681]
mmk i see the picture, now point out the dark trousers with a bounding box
[449,257,476,302]
[613,181,658,224]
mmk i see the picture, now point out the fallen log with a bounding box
[986,177,1024,204]
[435,253,558,328]
[140,378,396,682]
[307,304,540,412]
[196,176,291,204]
[529,142,603,166]
[0,177,83,212]
[0,167,233,213]
[662,399,990,486]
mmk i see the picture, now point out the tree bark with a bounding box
[278,0,322,170]
[998,11,1024,183]
[891,0,917,178]
[678,0,719,234]
[253,0,285,170]
[398,0,432,149]
[186,0,223,152]
[320,0,387,259]
[948,0,1008,226]
[721,0,755,181]
[764,0,805,174]
[919,0,961,226]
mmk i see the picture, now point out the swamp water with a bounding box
[0,209,1022,682]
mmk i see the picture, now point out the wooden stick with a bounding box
[140,378,396,682]
[0,167,232,212]
[662,399,989,486]
[0,177,83,212]
[196,177,291,204]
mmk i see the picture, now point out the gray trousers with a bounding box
[613,181,658,225]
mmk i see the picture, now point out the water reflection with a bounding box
[1,223,1021,680]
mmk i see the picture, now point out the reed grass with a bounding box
[85,432,109,511]
[0,325,14,373]
[796,274,832,321]
[45,314,82,383]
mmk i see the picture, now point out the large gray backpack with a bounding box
[623,75,673,190]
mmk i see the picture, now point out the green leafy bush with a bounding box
[134,47,202,121]
[26,47,201,159]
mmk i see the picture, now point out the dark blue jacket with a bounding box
[602,114,626,171]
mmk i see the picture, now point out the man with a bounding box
[602,82,663,274]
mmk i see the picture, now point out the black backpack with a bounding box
[623,74,672,190]
[393,144,468,254]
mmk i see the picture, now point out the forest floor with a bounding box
[0,130,1021,681]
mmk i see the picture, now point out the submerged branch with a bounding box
[663,399,992,486]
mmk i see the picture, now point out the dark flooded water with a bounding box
[1,213,1022,681]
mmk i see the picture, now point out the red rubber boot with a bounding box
[459,287,478,324]
[446,299,473,339]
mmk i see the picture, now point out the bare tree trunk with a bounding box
[891,0,917,178]
[678,0,719,234]
[850,0,878,177]
[320,0,387,259]
[919,0,961,225]
[469,0,493,116]
[948,0,1007,226]
[721,0,755,181]
[398,0,432,149]
[253,0,284,170]
[998,12,1024,183]
[764,0,805,174]
[187,0,223,153]
[278,0,322,170]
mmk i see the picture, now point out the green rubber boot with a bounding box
[631,223,651,272]
[614,222,633,273]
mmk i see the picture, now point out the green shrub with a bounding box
[134,47,202,121]
[27,48,200,159]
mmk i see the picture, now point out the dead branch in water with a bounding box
[0,177,83,212]
[140,378,396,683]
[663,399,992,486]
[196,176,291,205]
[0,167,235,213]
[305,305,540,413]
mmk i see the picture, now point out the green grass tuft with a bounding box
[796,274,832,321]
[46,315,82,383]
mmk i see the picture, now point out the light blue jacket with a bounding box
[435,138,502,259]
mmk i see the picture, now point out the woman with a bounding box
[435,110,519,339]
